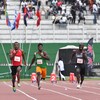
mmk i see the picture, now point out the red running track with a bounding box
[0,80,100,100]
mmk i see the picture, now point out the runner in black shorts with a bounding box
[9,42,26,92]
[70,43,88,89]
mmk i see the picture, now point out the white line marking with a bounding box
[62,81,100,91]
[44,81,100,96]
[3,82,37,100]
[62,81,100,90]
[23,82,82,100]
[83,85,100,90]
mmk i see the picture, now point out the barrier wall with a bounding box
[0,43,100,78]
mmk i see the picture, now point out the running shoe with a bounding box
[77,84,81,89]
[17,83,21,87]
[13,87,16,92]
[38,86,41,90]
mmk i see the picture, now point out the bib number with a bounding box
[77,58,83,64]
[14,56,20,62]
[37,59,43,64]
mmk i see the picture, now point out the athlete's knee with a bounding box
[17,66,22,72]
[37,72,41,76]
[76,68,80,74]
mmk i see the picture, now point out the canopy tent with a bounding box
[52,45,87,76]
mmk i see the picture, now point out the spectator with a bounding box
[52,15,62,24]
[78,10,86,24]
[59,14,67,24]
[92,3,98,24]
[56,0,63,14]
[70,3,77,24]
[52,0,57,6]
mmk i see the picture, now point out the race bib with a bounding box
[37,59,43,64]
[77,58,83,64]
[14,56,21,62]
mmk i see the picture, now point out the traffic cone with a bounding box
[50,73,57,83]
[69,72,76,83]
[31,73,36,83]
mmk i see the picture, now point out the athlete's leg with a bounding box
[41,68,46,80]
[76,65,81,84]
[11,66,17,92]
[36,72,41,89]
[36,66,42,90]
[80,65,85,85]
[16,66,22,86]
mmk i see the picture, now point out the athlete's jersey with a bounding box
[35,52,47,68]
[10,49,23,66]
[75,50,86,64]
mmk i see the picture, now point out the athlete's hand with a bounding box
[13,50,18,56]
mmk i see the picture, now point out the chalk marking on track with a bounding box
[3,82,37,100]
[23,82,82,100]
[44,81,100,96]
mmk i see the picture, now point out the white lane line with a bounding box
[23,82,82,100]
[3,82,37,100]
[83,85,100,90]
[44,82,100,96]
[61,81,100,90]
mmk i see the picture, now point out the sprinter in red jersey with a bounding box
[9,42,26,92]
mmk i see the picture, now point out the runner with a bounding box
[9,42,26,92]
[28,43,50,90]
[70,43,87,89]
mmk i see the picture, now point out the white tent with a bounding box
[52,45,87,74]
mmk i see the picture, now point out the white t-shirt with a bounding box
[58,60,64,71]
[93,4,98,13]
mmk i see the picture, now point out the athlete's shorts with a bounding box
[75,64,85,76]
[36,66,46,78]
[11,66,22,75]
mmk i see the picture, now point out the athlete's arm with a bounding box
[9,49,18,60]
[28,53,36,70]
[83,52,88,62]
[39,51,50,60]
[69,50,76,63]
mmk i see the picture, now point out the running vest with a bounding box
[35,52,47,68]
[11,49,22,66]
[75,51,84,64]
